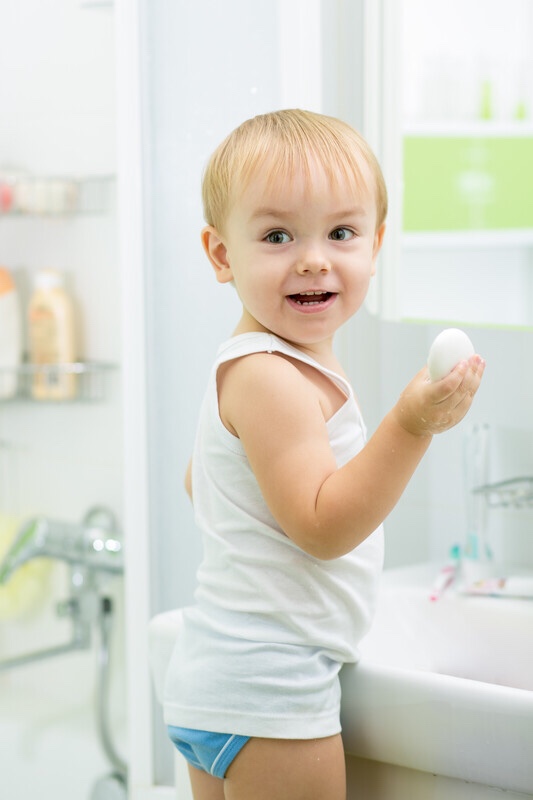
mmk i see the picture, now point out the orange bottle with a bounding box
[28,269,77,400]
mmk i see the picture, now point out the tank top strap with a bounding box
[215,333,353,399]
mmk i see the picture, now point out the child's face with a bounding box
[203,156,385,352]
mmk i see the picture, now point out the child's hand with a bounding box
[393,354,485,438]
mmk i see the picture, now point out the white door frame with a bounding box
[115,0,157,795]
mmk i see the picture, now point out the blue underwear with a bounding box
[167,725,251,779]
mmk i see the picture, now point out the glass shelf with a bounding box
[473,477,533,510]
[0,362,118,403]
[0,175,114,217]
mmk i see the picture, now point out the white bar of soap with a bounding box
[427,328,475,382]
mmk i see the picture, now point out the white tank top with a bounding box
[163,332,384,739]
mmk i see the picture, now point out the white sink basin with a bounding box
[358,563,533,689]
[149,563,533,795]
[340,563,533,794]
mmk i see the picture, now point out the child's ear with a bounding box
[201,226,234,284]
[370,222,386,276]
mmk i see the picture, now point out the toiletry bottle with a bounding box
[0,267,22,399]
[28,269,77,400]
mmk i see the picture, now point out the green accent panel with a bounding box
[403,136,533,231]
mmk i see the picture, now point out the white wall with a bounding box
[0,3,125,798]
[345,310,533,570]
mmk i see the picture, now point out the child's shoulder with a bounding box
[216,349,318,435]
[219,348,310,396]
[218,345,348,437]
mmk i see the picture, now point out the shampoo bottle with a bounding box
[28,269,77,400]
[0,267,22,399]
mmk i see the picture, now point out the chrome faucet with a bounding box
[0,506,123,585]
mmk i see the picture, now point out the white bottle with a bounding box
[0,267,22,399]
[28,269,77,400]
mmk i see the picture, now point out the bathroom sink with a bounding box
[149,563,533,795]
[340,563,533,794]
[358,563,533,690]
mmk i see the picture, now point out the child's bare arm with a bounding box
[219,352,485,560]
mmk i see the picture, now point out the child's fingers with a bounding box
[442,355,486,421]
[433,354,485,403]
[397,355,485,436]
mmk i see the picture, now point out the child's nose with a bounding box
[295,244,331,275]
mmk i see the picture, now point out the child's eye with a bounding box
[329,227,355,241]
[265,230,291,244]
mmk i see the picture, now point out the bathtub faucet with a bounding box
[0,506,123,585]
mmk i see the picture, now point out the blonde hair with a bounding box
[202,109,388,233]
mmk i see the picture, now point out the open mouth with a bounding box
[288,291,335,306]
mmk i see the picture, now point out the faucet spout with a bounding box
[0,507,123,585]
